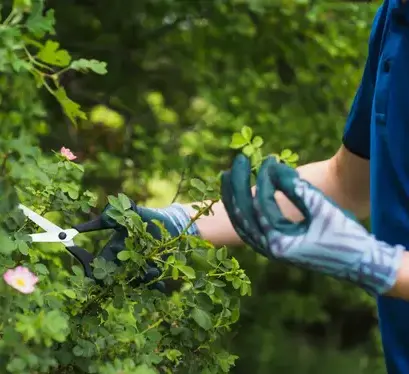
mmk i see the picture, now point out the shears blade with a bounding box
[28,229,79,246]
[18,204,63,233]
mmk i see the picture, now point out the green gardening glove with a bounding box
[221,154,403,296]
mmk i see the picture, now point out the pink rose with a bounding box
[60,146,77,161]
[3,266,39,294]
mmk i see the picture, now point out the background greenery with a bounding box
[2,0,385,372]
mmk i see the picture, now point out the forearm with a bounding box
[184,146,370,247]
[185,159,354,247]
[387,251,409,300]
[175,149,409,301]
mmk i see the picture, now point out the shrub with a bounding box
[0,2,251,373]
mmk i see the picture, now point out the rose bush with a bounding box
[0,1,254,373]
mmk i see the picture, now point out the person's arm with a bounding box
[190,0,385,248]
[388,254,409,300]
[186,145,370,247]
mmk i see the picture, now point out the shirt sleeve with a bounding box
[342,4,386,160]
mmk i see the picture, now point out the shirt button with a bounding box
[383,59,391,72]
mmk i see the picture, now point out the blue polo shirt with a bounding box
[342,0,409,372]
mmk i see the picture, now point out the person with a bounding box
[101,0,409,372]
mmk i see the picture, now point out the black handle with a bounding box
[74,216,125,233]
[73,217,105,233]
[66,245,95,278]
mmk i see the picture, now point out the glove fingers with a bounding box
[221,169,252,245]
[143,265,161,281]
[262,157,311,235]
[99,199,168,293]
[255,158,293,233]
[98,231,127,264]
[230,155,266,242]
[150,281,166,293]
[99,232,166,292]
[221,155,266,253]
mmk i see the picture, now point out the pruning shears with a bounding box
[18,203,116,279]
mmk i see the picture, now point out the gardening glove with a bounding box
[221,154,404,296]
[99,199,200,292]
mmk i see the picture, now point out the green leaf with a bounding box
[117,250,131,261]
[54,87,87,124]
[232,277,241,289]
[60,183,79,200]
[191,308,213,331]
[174,252,187,265]
[171,266,179,280]
[70,58,108,75]
[212,279,226,287]
[216,352,239,373]
[34,263,49,275]
[207,248,216,262]
[93,267,107,280]
[72,265,84,277]
[165,349,182,362]
[72,162,84,172]
[17,240,29,255]
[242,144,254,157]
[252,135,263,148]
[222,259,233,269]
[0,230,16,255]
[287,153,299,163]
[240,282,249,296]
[190,178,207,193]
[118,193,131,210]
[6,357,26,372]
[280,148,292,159]
[251,149,263,167]
[11,59,32,72]
[241,126,253,141]
[229,133,247,149]
[231,307,240,323]
[177,265,196,279]
[26,1,55,38]
[107,195,123,212]
[37,40,71,67]
[216,247,227,261]
[166,255,175,264]
[72,345,84,357]
[63,289,76,299]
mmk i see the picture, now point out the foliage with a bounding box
[0,0,387,373]
[0,1,252,373]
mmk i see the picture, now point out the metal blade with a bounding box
[29,229,79,247]
[18,204,63,233]
[29,232,62,242]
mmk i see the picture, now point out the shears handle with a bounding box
[73,216,112,233]
[66,245,95,278]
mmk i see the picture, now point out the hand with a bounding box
[221,154,403,296]
[97,199,200,292]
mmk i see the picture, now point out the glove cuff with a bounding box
[358,240,405,296]
[161,203,201,237]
